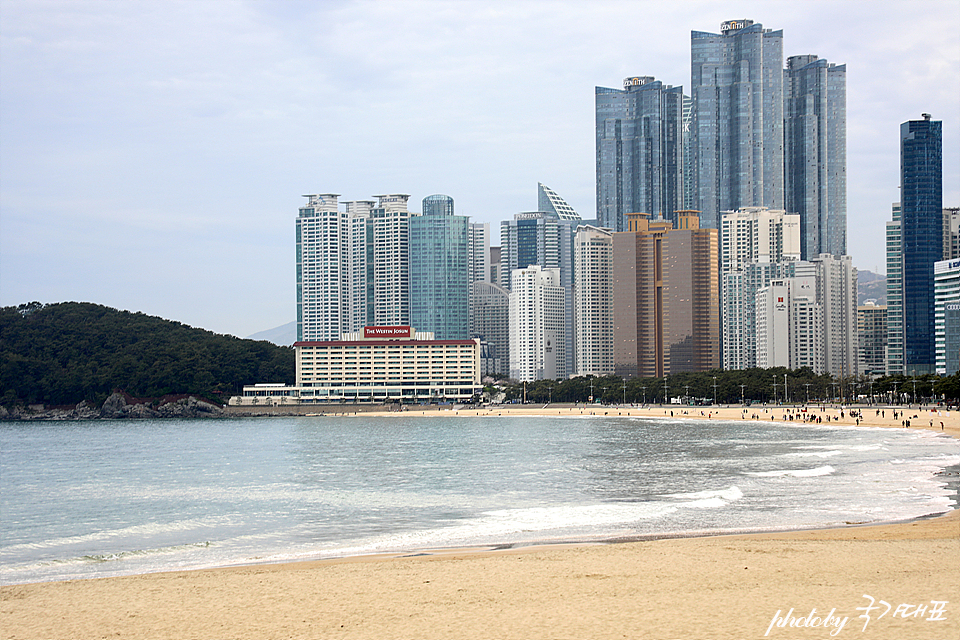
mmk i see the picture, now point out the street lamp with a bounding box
[804,383,811,405]
[684,385,690,405]
[712,376,718,405]
[772,377,779,405]
[892,382,899,405]
[740,384,746,405]
[783,374,788,405]
[663,378,669,405]
[641,385,647,405]
[622,380,627,406]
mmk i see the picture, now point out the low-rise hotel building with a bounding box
[232,325,482,405]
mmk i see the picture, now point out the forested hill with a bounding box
[1,302,294,406]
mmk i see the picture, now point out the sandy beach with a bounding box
[3,405,958,640]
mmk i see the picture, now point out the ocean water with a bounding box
[1,414,957,585]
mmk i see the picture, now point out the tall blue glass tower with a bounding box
[784,54,847,259]
[901,114,943,375]
[691,20,784,230]
[410,195,469,339]
[596,76,688,232]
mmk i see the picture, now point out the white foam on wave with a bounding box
[257,488,749,564]
[781,450,844,459]
[0,518,226,557]
[666,486,744,502]
[746,465,836,478]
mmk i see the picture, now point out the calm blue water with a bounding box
[1,415,957,584]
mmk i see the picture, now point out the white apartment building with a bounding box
[370,195,413,327]
[574,225,614,376]
[755,254,856,376]
[509,265,566,381]
[468,222,490,287]
[720,207,801,369]
[756,276,821,372]
[297,193,414,342]
[935,258,960,375]
[297,194,351,342]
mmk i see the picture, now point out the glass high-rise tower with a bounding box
[900,114,943,375]
[410,194,469,339]
[691,20,784,229]
[596,76,688,232]
[784,54,847,259]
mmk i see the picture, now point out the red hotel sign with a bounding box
[364,325,412,338]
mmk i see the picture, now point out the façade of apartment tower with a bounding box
[612,211,719,378]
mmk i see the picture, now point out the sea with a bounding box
[1,414,958,585]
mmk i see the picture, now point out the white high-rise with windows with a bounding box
[468,222,490,286]
[297,194,350,342]
[370,194,413,327]
[297,193,413,342]
[720,208,801,369]
[574,226,614,376]
[755,254,856,376]
[509,265,566,381]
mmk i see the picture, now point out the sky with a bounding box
[2,0,958,339]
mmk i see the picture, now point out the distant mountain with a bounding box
[857,270,886,306]
[248,321,296,346]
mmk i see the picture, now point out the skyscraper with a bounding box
[900,114,943,375]
[574,226,615,376]
[370,194,413,327]
[596,76,688,232]
[470,281,510,376]
[886,203,904,375]
[755,255,857,376]
[297,194,350,342]
[784,54,847,259]
[410,194,468,339]
[720,207,801,369]
[467,222,490,287]
[935,259,960,376]
[501,209,575,376]
[538,182,581,221]
[858,302,888,376]
[691,20,784,229]
[612,211,719,378]
[297,193,412,343]
[509,265,566,382]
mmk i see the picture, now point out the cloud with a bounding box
[1,0,957,336]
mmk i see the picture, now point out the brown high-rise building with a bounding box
[613,211,719,378]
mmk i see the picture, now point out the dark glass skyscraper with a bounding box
[691,20,784,229]
[784,54,847,259]
[596,76,688,232]
[901,114,943,375]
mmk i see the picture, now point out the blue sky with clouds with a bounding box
[2,0,958,338]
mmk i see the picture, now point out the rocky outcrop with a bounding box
[155,396,222,418]
[2,393,225,420]
[99,392,159,419]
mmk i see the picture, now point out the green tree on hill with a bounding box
[0,302,294,406]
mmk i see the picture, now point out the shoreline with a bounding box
[3,408,958,639]
[3,513,957,640]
